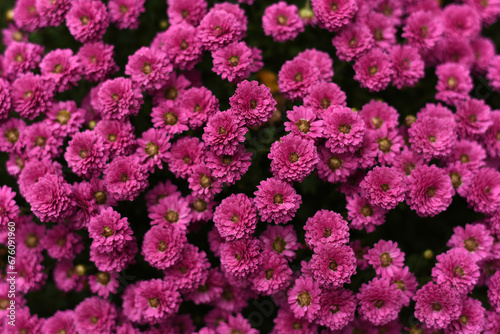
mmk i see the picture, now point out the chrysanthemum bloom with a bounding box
[489,271,500,313]
[284,106,324,140]
[163,244,210,293]
[408,117,457,161]
[78,42,119,82]
[39,49,82,93]
[103,155,148,201]
[0,79,11,121]
[125,47,173,91]
[251,251,291,295]
[286,276,321,321]
[14,249,47,293]
[5,152,29,177]
[269,134,319,183]
[213,2,248,31]
[74,296,117,334]
[220,238,262,278]
[357,277,403,326]
[23,121,64,159]
[229,80,276,127]
[90,235,137,272]
[432,248,479,294]
[436,37,475,68]
[485,110,500,158]
[66,0,109,43]
[259,225,299,260]
[35,0,71,27]
[311,0,358,31]
[315,288,355,331]
[414,282,462,329]
[87,271,119,298]
[488,55,500,92]
[203,110,247,156]
[353,49,393,92]
[213,194,257,241]
[216,313,258,334]
[390,44,424,89]
[212,42,253,83]
[42,310,76,334]
[166,0,207,26]
[442,4,480,40]
[346,193,387,233]
[391,147,424,178]
[13,0,42,32]
[402,10,443,51]
[150,100,188,136]
[136,128,170,172]
[447,139,486,172]
[359,166,405,210]
[310,243,357,287]
[168,136,205,179]
[12,73,55,120]
[97,77,143,120]
[133,279,181,324]
[445,162,473,198]
[18,157,63,197]
[88,207,133,254]
[406,164,454,217]
[3,307,43,334]
[323,106,365,153]
[179,86,219,129]
[108,0,145,30]
[64,130,108,178]
[470,37,496,74]
[364,11,396,51]
[364,239,405,278]
[455,98,492,138]
[447,223,494,262]
[467,168,500,215]
[388,266,418,307]
[295,49,334,82]
[16,219,46,254]
[445,297,485,334]
[145,180,180,210]
[304,210,349,250]
[278,57,321,101]
[304,83,346,118]
[26,173,74,223]
[46,101,85,138]
[187,164,223,200]
[273,306,318,334]
[465,0,500,25]
[435,63,473,105]
[197,9,243,51]
[262,2,304,42]
[148,194,191,230]
[45,224,84,260]
[359,100,399,132]
[2,23,28,46]
[205,144,252,185]
[94,119,137,158]
[331,23,374,62]
[185,268,224,305]
[4,42,44,79]
[254,177,302,224]
[188,194,216,223]
[0,186,19,227]
[158,23,202,71]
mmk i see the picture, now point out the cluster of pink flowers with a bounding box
[1,0,500,332]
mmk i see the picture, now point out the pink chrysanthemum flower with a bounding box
[229,80,276,127]
[332,23,374,62]
[310,243,357,287]
[446,297,485,334]
[445,162,473,198]
[64,130,108,178]
[488,56,500,92]
[216,313,258,334]
[364,12,396,51]
[90,236,137,272]
[464,0,500,25]
[74,296,117,333]
[151,99,189,135]
[103,155,148,201]
[389,266,418,307]
[467,168,500,215]
[278,57,321,101]
[157,23,202,71]
[296,49,334,82]
[15,251,47,293]
[97,77,143,120]
[432,247,479,294]
[187,164,223,200]
[12,73,55,120]
[353,49,393,92]
[485,110,500,157]
[447,223,494,262]
[197,9,243,51]
[142,224,186,270]
[284,106,324,140]
[392,146,424,177]
[150,73,191,106]
[4,307,43,334]
[359,166,406,210]
[78,42,119,82]
[125,47,173,91]
[470,37,496,74]
[0,118,27,154]
[455,98,492,138]
[66,0,109,43]
[269,134,319,183]
[108,0,145,30]
[179,86,219,129]
[168,136,205,179]
[88,272,119,298]
[484,309,500,334]
[39,49,82,92]
[250,251,291,295]
[489,271,500,313]
[402,10,443,51]
[35,0,71,27]
[435,63,473,105]
[166,0,207,26]
[254,177,302,224]
[42,310,76,334]
[0,186,19,227]
[414,282,462,329]
[4,41,44,79]
[323,106,365,153]
[304,209,349,250]
[316,288,356,331]
[304,82,346,118]
[311,0,358,31]
[273,307,318,334]
[408,116,457,161]
[203,110,247,156]
[205,144,252,185]
[2,24,28,47]
[259,225,299,260]
[446,139,486,172]
[23,121,64,159]
[262,2,304,42]
[136,128,170,172]
[18,157,62,197]
[365,239,405,278]
[442,4,480,40]
[45,224,84,260]
[406,164,454,217]
[214,193,257,241]
[0,79,11,121]
[148,194,191,230]
[188,194,216,223]
[213,2,247,33]
[46,101,85,137]
[220,238,262,278]
[185,268,224,305]
[357,277,403,326]
[390,44,424,89]
[287,276,321,321]
[135,279,181,324]
[212,42,253,83]
[359,100,399,132]
[94,119,137,159]
[88,207,133,253]
[346,193,387,233]
[145,180,180,209]
[13,0,41,32]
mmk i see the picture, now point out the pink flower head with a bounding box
[287,276,321,321]
[269,134,319,183]
[18,157,62,197]
[408,116,457,161]
[185,268,224,305]
[489,56,500,92]
[489,271,500,313]
[316,287,356,330]
[203,110,247,156]
[197,9,243,51]
[125,47,173,91]
[406,164,453,217]
[0,186,19,227]
[432,247,480,294]
[402,10,443,51]
[446,297,485,334]
[212,42,253,83]
[332,23,374,62]
[254,177,302,224]
[467,168,500,215]
[188,194,216,223]
[389,266,418,307]
[437,37,475,68]
[40,49,82,92]
[4,41,44,79]
[311,0,358,31]
[0,118,26,153]
[447,223,494,262]
[303,82,347,117]
[364,11,396,51]
[14,0,42,32]
[323,106,365,153]
[42,310,76,334]
[278,57,321,101]
[229,80,276,127]
[357,277,403,326]
[296,49,334,82]
[163,244,210,293]
[310,243,357,287]
[3,307,43,334]
[360,100,399,132]
[167,0,207,26]
[0,79,11,121]
[64,130,109,178]
[359,166,406,210]
[89,235,137,272]
[273,307,318,334]
[220,238,262,278]
[187,164,223,200]
[148,194,191,231]
[353,48,393,92]
[346,192,387,233]
[179,86,219,129]
[78,42,119,82]
[205,145,252,185]
[46,100,85,137]
[168,136,205,179]
[445,162,473,198]
[88,272,119,298]
[214,193,257,241]
[250,251,292,295]
[470,37,496,74]
[304,209,349,250]
[464,0,500,25]
[2,24,28,46]
[88,207,133,253]
[158,23,202,71]
[136,128,171,172]
[22,121,64,159]
[259,225,300,260]
[413,281,462,329]
[45,224,84,260]
[74,297,117,334]
[284,105,324,139]
[103,155,149,201]
[97,77,143,120]
[216,313,258,334]
[134,279,181,324]
[151,99,189,135]
[455,98,492,138]
[108,0,145,30]
[365,240,405,278]
[262,2,304,42]
[66,0,110,43]
[12,73,55,120]
[447,139,486,171]
[94,119,137,158]
[390,44,425,89]
[442,4,481,40]
[435,63,473,105]
[485,110,500,158]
